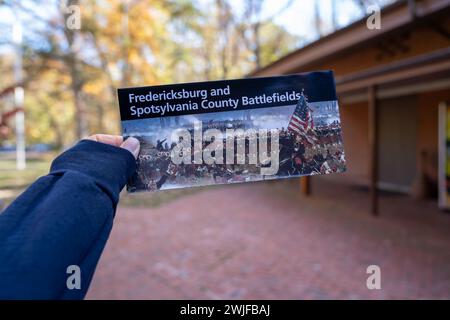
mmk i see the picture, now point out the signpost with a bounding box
[12,4,26,170]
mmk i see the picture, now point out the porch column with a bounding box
[368,85,379,216]
[300,176,311,195]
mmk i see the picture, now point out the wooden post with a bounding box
[300,176,311,195]
[368,86,379,216]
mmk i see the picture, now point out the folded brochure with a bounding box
[118,71,346,192]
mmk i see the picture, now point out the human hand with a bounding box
[86,134,140,159]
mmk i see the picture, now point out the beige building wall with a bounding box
[338,102,369,185]
[290,19,450,78]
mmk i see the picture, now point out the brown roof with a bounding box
[250,0,450,77]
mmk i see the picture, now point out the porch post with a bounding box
[300,176,311,195]
[368,85,379,216]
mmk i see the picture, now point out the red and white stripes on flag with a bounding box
[288,93,314,138]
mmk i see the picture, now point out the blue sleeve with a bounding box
[0,140,136,300]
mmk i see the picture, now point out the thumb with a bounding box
[120,137,140,159]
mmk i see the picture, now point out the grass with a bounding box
[120,187,202,208]
[0,153,202,210]
[0,154,52,208]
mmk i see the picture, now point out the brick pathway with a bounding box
[87,177,450,299]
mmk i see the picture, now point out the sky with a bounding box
[0,0,392,53]
[231,0,372,42]
[0,1,60,54]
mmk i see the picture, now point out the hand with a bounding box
[86,134,140,159]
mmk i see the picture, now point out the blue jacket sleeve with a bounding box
[0,140,136,300]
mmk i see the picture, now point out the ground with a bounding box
[86,177,450,299]
[2,155,449,299]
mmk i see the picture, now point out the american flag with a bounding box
[288,93,314,135]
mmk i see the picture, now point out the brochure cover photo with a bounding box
[118,71,346,192]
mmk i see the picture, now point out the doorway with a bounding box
[377,95,418,193]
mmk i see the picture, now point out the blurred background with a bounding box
[1,0,450,299]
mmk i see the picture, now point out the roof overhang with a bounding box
[337,47,450,93]
[249,0,450,77]
[337,47,450,103]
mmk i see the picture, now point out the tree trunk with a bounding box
[253,22,261,69]
[64,0,88,139]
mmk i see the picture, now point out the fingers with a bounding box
[120,137,140,159]
[87,134,123,147]
[86,134,140,159]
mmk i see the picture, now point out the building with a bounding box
[250,0,450,214]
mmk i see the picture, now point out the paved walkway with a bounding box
[87,177,450,299]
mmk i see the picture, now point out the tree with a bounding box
[239,0,294,70]
[0,0,299,146]
[63,0,88,139]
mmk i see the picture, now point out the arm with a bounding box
[0,136,139,299]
